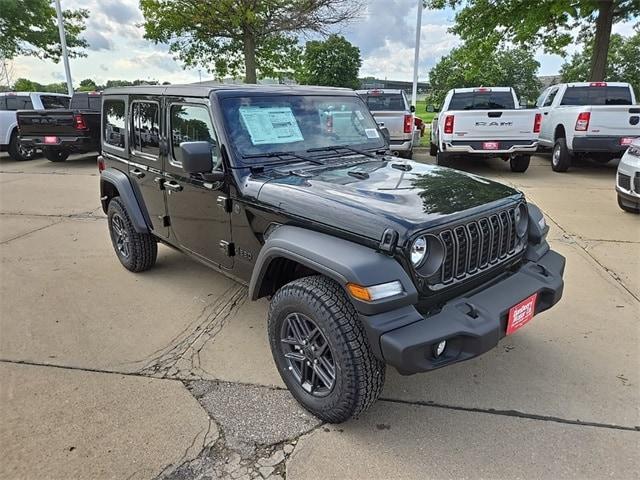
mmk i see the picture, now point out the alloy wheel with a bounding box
[111,214,131,258]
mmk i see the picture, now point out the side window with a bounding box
[41,95,69,109]
[543,88,558,107]
[104,99,126,148]
[5,97,32,110]
[170,104,219,168]
[535,89,548,108]
[131,102,160,157]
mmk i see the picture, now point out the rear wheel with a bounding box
[398,149,413,159]
[43,148,70,162]
[268,275,385,423]
[7,131,36,161]
[436,151,451,167]
[551,137,572,172]
[510,155,530,173]
[429,142,437,156]
[107,197,157,272]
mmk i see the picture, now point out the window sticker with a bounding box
[364,128,379,139]
[239,106,304,145]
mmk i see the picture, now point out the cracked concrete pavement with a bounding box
[0,151,638,479]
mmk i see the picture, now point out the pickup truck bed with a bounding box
[17,92,101,162]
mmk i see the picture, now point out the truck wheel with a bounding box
[107,197,157,272]
[43,148,70,162]
[551,137,572,172]
[268,275,385,423]
[429,142,437,156]
[510,155,530,173]
[7,131,36,161]
[617,194,640,214]
[436,151,450,167]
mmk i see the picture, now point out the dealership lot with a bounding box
[0,151,638,479]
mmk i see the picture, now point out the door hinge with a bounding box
[217,195,232,213]
[219,240,235,257]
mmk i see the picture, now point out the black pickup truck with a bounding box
[99,84,566,423]
[17,92,101,162]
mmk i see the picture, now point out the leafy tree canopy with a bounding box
[297,35,361,89]
[12,77,165,92]
[561,31,640,95]
[426,0,640,80]
[0,0,88,61]
[427,45,542,106]
[140,0,361,83]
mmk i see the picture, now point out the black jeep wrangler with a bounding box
[98,85,565,423]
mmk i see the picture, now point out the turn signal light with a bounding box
[575,112,591,131]
[346,281,403,302]
[533,113,542,133]
[444,115,455,134]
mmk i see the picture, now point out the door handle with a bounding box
[164,181,183,192]
[131,168,145,179]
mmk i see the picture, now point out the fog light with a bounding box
[434,340,447,357]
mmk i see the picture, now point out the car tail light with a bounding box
[589,82,607,87]
[403,114,413,133]
[575,112,591,131]
[444,115,455,134]
[74,113,88,130]
[533,113,542,133]
[97,155,105,172]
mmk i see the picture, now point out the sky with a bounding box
[8,0,639,86]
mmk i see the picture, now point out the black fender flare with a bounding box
[249,226,418,316]
[100,168,150,233]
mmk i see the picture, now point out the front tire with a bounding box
[268,275,385,423]
[551,137,572,172]
[8,131,36,161]
[510,155,530,173]
[43,148,70,162]
[107,197,157,272]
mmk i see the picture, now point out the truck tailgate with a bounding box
[447,110,537,140]
[586,106,640,137]
[370,111,407,139]
[16,110,78,137]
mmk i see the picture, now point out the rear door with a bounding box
[163,98,233,269]
[538,86,560,143]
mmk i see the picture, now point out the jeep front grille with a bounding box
[438,205,522,284]
[618,173,631,191]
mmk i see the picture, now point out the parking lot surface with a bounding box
[1,151,638,479]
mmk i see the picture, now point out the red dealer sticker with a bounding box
[483,141,500,150]
[506,293,538,335]
[621,137,635,145]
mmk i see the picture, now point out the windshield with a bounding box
[560,86,632,106]
[449,91,515,110]
[220,95,386,163]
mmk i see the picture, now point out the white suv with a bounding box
[616,139,640,213]
[0,92,70,160]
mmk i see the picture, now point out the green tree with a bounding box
[427,0,640,81]
[0,0,88,61]
[561,32,640,95]
[297,35,361,89]
[427,45,542,106]
[78,78,98,91]
[13,78,44,91]
[140,0,361,84]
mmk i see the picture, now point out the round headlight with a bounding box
[410,236,428,267]
[515,204,528,238]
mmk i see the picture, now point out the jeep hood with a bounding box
[255,159,522,242]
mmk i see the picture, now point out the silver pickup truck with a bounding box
[357,89,420,158]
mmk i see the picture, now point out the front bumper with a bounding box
[572,136,636,154]
[360,248,565,375]
[444,140,538,155]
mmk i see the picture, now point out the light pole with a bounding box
[411,0,425,110]
[54,0,74,96]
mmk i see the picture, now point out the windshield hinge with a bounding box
[379,228,398,255]
[217,195,232,213]
[219,240,235,257]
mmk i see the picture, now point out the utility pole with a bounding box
[411,0,424,110]
[54,0,74,96]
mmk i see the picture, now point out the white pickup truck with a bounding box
[536,82,639,172]
[430,87,540,172]
[0,92,70,161]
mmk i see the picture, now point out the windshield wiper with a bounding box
[306,145,378,159]
[242,151,323,165]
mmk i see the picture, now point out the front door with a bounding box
[163,99,233,269]
[538,87,559,144]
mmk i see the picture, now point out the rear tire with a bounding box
[7,131,36,161]
[107,197,157,272]
[268,275,385,423]
[510,155,530,173]
[43,148,70,162]
[436,151,451,167]
[551,137,572,172]
[617,194,640,214]
[398,149,413,159]
[429,142,437,156]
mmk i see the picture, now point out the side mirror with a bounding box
[379,126,391,144]
[176,141,214,174]
[410,105,416,113]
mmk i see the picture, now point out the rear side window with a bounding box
[362,94,405,111]
[70,94,102,110]
[131,101,160,157]
[170,104,218,166]
[104,99,126,148]
[4,96,34,110]
[560,86,633,106]
[542,88,558,107]
[448,91,515,110]
[41,95,70,109]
